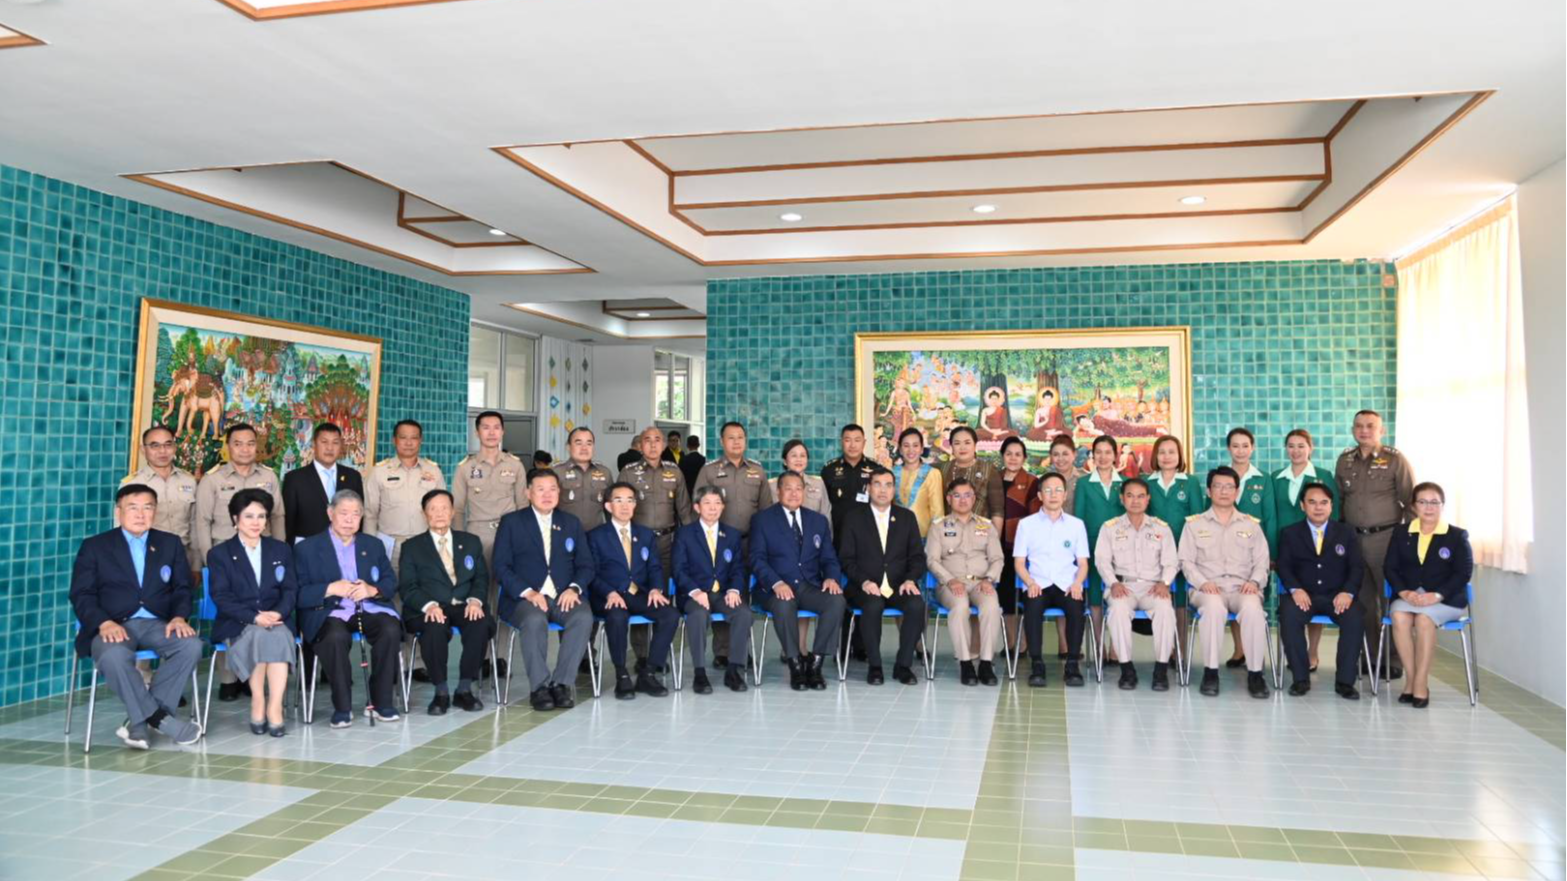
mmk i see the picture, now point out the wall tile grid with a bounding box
[707,262,1397,474]
[0,164,470,707]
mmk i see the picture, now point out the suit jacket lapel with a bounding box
[111,532,141,591]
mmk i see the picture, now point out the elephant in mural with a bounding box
[162,365,226,439]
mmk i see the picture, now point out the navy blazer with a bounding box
[70,528,194,656]
[1385,525,1473,608]
[673,519,747,604]
[586,521,665,604]
[207,535,298,644]
[492,507,596,622]
[748,504,844,596]
[1276,519,1363,600]
[293,531,398,642]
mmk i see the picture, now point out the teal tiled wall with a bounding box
[707,261,1397,473]
[0,164,470,707]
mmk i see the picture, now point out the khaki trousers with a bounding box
[1194,590,1267,672]
[1105,584,1175,663]
[936,582,1002,662]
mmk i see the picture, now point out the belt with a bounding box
[1354,523,1398,536]
[652,526,676,537]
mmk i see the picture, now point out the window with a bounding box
[468,324,536,414]
[655,350,691,421]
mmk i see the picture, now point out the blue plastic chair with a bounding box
[303,627,408,723]
[842,603,932,679]
[667,576,737,691]
[1002,587,1100,682]
[1269,574,1373,695]
[64,622,202,754]
[196,568,307,730]
[1093,586,1184,685]
[922,572,978,680]
[401,623,502,708]
[1182,581,1276,688]
[588,586,679,698]
[500,616,568,706]
[1381,581,1477,705]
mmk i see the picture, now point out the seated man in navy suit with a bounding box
[494,469,595,711]
[295,489,403,727]
[399,489,494,715]
[70,483,203,749]
[588,482,677,699]
[1276,482,1365,699]
[749,471,846,691]
[673,485,753,694]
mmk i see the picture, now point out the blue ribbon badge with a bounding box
[370,565,380,582]
[565,537,574,553]
[1438,547,1451,560]
[464,554,474,571]
[723,548,733,563]
[159,564,171,583]
[1334,544,1346,557]
[274,564,286,582]
[641,546,649,561]
[813,534,821,549]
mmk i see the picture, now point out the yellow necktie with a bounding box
[876,513,892,596]
[619,526,632,566]
[706,527,720,592]
[437,535,455,581]
[1313,529,1323,555]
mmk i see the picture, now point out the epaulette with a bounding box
[1186,513,1203,521]
[1237,512,1258,522]
[378,457,398,467]
[1149,516,1166,526]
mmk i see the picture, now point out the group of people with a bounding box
[70,407,1472,750]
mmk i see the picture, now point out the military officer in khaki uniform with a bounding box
[618,426,693,579]
[939,427,1004,528]
[452,411,527,568]
[553,427,614,532]
[193,422,286,698]
[1179,466,1271,698]
[1094,478,1180,692]
[364,419,447,572]
[924,478,1004,686]
[1335,409,1414,679]
[122,425,200,575]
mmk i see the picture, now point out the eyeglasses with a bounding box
[1041,487,1066,495]
[1414,498,1444,507]
[948,492,975,501]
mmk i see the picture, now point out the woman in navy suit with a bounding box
[1385,482,1473,708]
[208,489,298,735]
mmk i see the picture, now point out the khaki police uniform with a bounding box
[617,459,692,577]
[121,466,199,573]
[924,514,1004,662]
[694,457,773,537]
[364,456,446,571]
[1094,513,1180,664]
[1335,444,1414,666]
[1178,509,1271,672]
[940,459,1005,523]
[452,450,526,566]
[553,459,614,533]
[193,463,286,562]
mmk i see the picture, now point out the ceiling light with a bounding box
[488,228,506,236]
[1179,195,1206,205]
[971,204,997,214]
[635,312,652,318]
[779,212,804,222]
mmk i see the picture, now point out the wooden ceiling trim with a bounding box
[212,0,472,21]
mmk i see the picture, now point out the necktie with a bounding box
[437,534,455,582]
[1313,528,1323,555]
[706,527,720,592]
[790,511,803,545]
[875,513,892,596]
[619,526,632,566]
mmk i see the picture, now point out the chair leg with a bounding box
[1461,626,1477,706]
[502,628,516,706]
[295,643,307,721]
[1170,616,1183,683]
[926,616,941,680]
[1087,615,1102,683]
[837,615,855,682]
[84,668,99,754]
[403,639,419,710]
[672,619,685,692]
[488,638,502,705]
[65,654,79,736]
[1003,612,1020,681]
[753,617,768,687]
[397,650,409,714]
[305,655,318,724]
[589,624,604,699]
[1182,613,1197,687]
[203,651,218,732]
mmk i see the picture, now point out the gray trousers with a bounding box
[1357,529,1398,668]
[767,585,846,660]
[510,595,591,691]
[682,595,753,671]
[90,617,202,726]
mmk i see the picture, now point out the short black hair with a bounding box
[605,481,638,502]
[1000,436,1026,459]
[840,423,865,437]
[1225,427,1256,447]
[667,429,682,438]
[1039,471,1067,491]
[421,488,454,510]
[532,450,553,467]
[1299,481,1334,504]
[685,435,700,450]
[719,421,745,437]
[1207,465,1240,490]
[781,438,808,464]
[117,483,158,504]
[225,422,257,441]
[394,419,423,437]
[945,477,973,495]
[1120,477,1150,496]
[1354,409,1382,421]
[949,425,978,444]
[475,411,504,430]
[897,427,924,448]
[1091,435,1118,455]
[567,426,594,443]
[228,487,274,521]
[526,467,560,487]
[776,470,806,491]
[1049,435,1077,453]
[312,422,342,440]
[141,425,174,444]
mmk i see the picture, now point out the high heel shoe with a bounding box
[1411,695,1430,709]
[268,723,287,737]
[1397,692,1415,704]
[249,719,269,735]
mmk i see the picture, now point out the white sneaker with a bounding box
[115,721,149,750]
[365,706,401,723]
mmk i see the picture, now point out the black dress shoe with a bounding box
[249,718,268,735]
[1118,664,1138,691]
[725,665,748,692]
[429,693,452,715]
[549,683,575,709]
[959,660,978,686]
[1334,683,1361,700]
[614,673,636,700]
[850,647,868,663]
[714,655,728,670]
[977,661,998,686]
[1057,651,1069,660]
[1225,657,1246,669]
[786,658,806,691]
[1288,681,1311,697]
[808,655,827,690]
[529,687,555,711]
[1028,661,1048,688]
[634,657,649,675]
[412,668,432,683]
[1247,671,1270,699]
[1412,696,1430,709]
[452,691,483,712]
[867,667,885,686]
[693,670,714,694]
[893,665,917,685]
[1063,663,1085,688]
[1200,668,1220,696]
[636,672,669,697]
[1151,664,1169,692]
[1398,692,1415,704]
[218,682,241,702]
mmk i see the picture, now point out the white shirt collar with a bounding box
[701,519,720,534]
[1277,462,1317,480]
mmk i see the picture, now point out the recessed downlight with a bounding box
[635,312,652,318]
[971,204,998,214]
[1178,195,1206,205]
[488,228,506,236]
[779,212,804,222]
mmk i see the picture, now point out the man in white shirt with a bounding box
[1012,472,1090,688]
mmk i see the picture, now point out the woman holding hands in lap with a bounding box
[1385,482,1473,708]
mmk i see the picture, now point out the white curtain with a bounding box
[537,336,592,461]
[1396,198,1532,572]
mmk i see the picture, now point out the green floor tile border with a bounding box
[1427,647,1566,751]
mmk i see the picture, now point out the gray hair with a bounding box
[329,489,364,510]
[693,485,724,506]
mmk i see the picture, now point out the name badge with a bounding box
[641,546,649,561]
[370,566,380,582]
[470,467,483,480]
[943,530,957,538]
[274,564,286,581]
[565,537,575,552]
[855,492,869,503]
[813,534,821,549]
[1438,547,1451,560]
[723,548,733,563]
[464,555,475,571]
[159,564,172,583]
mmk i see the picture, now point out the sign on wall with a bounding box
[602,418,637,434]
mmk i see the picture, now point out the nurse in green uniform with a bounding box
[1146,435,1206,622]
[1225,427,1276,667]
[1074,435,1125,655]
[1272,428,1340,671]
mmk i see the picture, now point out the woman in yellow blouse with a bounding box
[892,428,944,535]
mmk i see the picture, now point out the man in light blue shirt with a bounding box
[1012,472,1090,688]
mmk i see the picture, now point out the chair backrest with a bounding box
[377,533,395,557]
[197,568,217,622]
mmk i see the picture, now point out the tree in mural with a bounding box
[303,355,371,463]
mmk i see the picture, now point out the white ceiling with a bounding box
[0,0,1561,344]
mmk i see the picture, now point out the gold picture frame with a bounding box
[854,327,1193,471]
[130,299,382,478]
